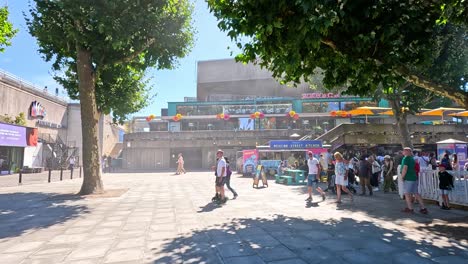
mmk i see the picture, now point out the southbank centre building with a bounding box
[123,59,467,171]
[123,59,379,170]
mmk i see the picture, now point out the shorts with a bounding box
[215,177,226,187]
[440,189,451,195]
[403,180,418,194]
[307,174,318,187]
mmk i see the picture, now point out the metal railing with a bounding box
[418,169,468,206]
[396,165,468,206]
[13,166,82,187]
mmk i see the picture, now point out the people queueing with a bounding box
[369,155,381,192]
[441,153,453,170]
[451,153,459,171]
[358,156,373,196]
[382,155,397,193]
[400,147,428,214]
[438,164,454,210]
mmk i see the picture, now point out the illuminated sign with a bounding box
[30,101,46,118]
[301,93,341,99]
[269,140,322,149]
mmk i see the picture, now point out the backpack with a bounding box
[414,160,420,175]
[226,164,232,177]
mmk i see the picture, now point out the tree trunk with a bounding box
[76,47,104,195]
[389,98,413,149]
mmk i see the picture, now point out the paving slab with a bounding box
[0,171,467,264]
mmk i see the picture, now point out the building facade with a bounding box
[123,59,466,170]
[123,59,378,170]
[0,69,122,173]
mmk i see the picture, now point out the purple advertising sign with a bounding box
[0,123,27,147]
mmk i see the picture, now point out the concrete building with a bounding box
[123,59,467,171]
[0,69,122,173]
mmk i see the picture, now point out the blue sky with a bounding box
[0,0,239,117]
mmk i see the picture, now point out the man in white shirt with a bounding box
[305,151,326,202]
[215,149,227,204]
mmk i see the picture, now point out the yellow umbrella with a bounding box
[379,110,394,115]
[448,110,468,117]
[418,107,465,122]
[349,108,374,123]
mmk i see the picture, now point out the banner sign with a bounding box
[0,123,27,147]
[269,140,322,149]
[224,104,291,115]
[30,101,46,118]
[242,149,258,175]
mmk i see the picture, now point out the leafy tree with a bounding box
[27,0,194,194]
[0,6,18,52]
[207,0,468,108]
[382,23,467,148]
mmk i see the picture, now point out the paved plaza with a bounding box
[0,171,467,264]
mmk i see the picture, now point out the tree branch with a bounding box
[319,39,468,108]
[396,65,468,109]
[109,38,156,65]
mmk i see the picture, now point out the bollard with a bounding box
[70,167,73,179]
[60,167,63,181]
[48,168,51,183]
[19,170,22,185]
[79,166,82,178]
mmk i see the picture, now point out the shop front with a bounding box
[0,123,38,174]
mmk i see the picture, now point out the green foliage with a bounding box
[0,112,27,126]
[208,0,467,106]
[26,0,195,122]
[0,6,18,52]
[14,112,27,126]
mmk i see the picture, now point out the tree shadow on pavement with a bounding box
[146,215,468,264]
[0,192,89,239]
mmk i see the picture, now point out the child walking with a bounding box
[438,164,454,210]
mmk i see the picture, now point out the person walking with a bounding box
[438,164,454,210]
[382,155,396,193]
[358,156,373,195]
[68,156,75,174]
[224,157,238,199]
[305,151,326,202]
[215,149,227,204]
[334,152,353,203]
[401,147,428,214]
[176,153,186,175]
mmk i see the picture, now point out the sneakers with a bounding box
[305,196,312,201]
[373,187,379,192]
[233,194,238,199]
[401,208,414,213]
[419,208,429,214]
